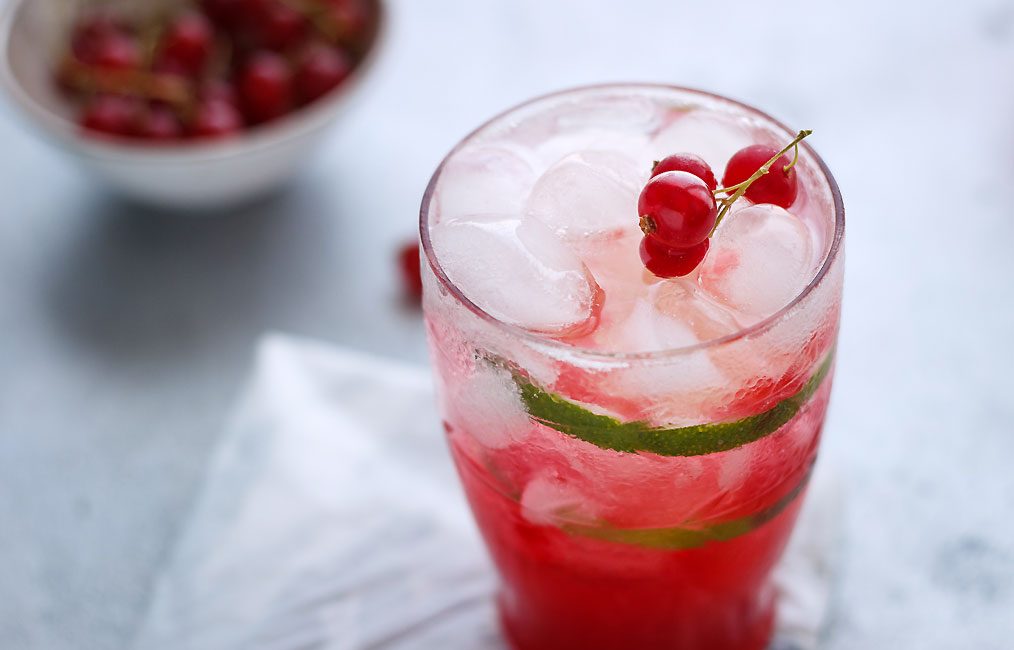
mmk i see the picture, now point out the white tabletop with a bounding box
[1,0,1012,648]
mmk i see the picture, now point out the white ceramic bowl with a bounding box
[0,0,383,210]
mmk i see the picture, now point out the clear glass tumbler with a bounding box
[420,84,844,650]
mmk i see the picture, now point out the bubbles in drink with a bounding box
[429,214,602,336]
[699,204,818,323]
[525,150,644,240]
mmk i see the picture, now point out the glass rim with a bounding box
[419,82,845,363]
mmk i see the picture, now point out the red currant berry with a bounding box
[651,153,717,191]
[79,94,140,136]
[199,0,249,30]
[190,99,244,138]
[71,12,130,63]
[324,0,372,43]
[639,236,710,279]
[83,32,141,70]
[134,105,183,141]
[200,79,240,108]
[722,144,798,208]
[637,171,717,249]
[156,12,214,77]
[237,51,294,124]
[152,56,189,78]
[398,242,423,301]
[250,1,306,51]
[295,44,352,104]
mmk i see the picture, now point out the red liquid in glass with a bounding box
[445,380,830,650]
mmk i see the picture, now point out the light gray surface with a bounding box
[0,1,1012,649]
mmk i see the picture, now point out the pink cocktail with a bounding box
[421,85,844,650]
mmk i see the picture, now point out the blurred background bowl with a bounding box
[0,0,384,210]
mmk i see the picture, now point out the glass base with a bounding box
[497,586,775,650]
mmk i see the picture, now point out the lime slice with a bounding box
[511,349,834,458]
[561,467,811,550]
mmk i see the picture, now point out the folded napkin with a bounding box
[132,335,842,650]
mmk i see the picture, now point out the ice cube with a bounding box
[435,144,536,220]
[514,94,660,166]
[429,214,602,336]
[650,110,757,173]
[604,348,730,426]
[450,363,531,450]
[589,289,700,354]
[521,472,596,526]
[525,150,644,239]
[654,278,744,342]
[717,445,754,491]
[594,290,731,423]
[535,131,653,168]
[554,94,662,132]
[699,204,818,322]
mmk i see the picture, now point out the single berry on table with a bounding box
[651,153,717,191]
[79,94,140,136]
[638,171,717,249]
[398,242,423,301]
[238,51,294,124]
[190,98,244,138]
[723,144,798,208]
[639,236,710,279]
[295,44,352,104]
[156,12,215,77]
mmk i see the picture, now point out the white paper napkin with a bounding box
[132,334,842,650]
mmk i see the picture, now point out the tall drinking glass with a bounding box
[420,85,844,650]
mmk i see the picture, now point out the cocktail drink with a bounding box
[420,85,844,650]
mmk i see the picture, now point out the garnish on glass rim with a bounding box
[638,129,812,278]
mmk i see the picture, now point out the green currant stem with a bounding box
[58,57,194,109]
[784,138,801,173]
[708,129,812,236]
[277,0,346,44]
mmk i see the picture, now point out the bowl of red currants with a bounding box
[0,0,382,209]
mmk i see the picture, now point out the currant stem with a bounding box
[58,57,194,109]
[784,140,800,173]
[709,129,811,235]
[277,0,343,44]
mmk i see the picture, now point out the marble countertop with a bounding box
[1,0,1012,648]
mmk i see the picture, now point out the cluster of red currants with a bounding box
[637,139,804,278]
[59,0,377,141]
